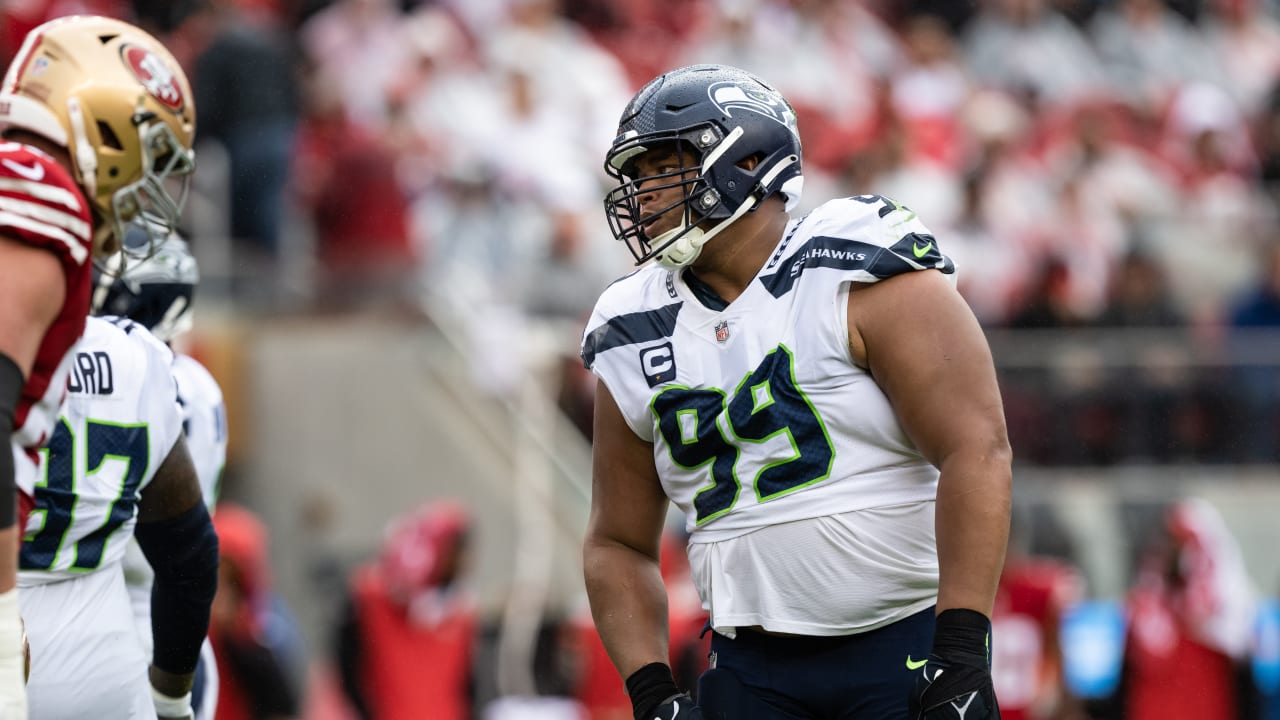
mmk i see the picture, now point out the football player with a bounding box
[991,521,1086,720]
[0,14,197,715]
[19,313,217,719]
[581,65,1012,719]
[97,233,225,720]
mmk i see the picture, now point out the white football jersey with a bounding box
[582,195,955,633]
[172,353,227,508]
[19,316,183,585]
[583,195,955,539]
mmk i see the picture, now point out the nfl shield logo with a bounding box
[714,320,730,343]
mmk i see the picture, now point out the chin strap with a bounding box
[654,196,756,269]
[653,154,802,269]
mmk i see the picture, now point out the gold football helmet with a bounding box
[0,15,196,256]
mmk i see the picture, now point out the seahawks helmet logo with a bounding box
[708,82,799,138]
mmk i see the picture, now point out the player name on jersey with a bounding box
[67,350,114,396]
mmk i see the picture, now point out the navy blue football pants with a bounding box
[699,606,936,720]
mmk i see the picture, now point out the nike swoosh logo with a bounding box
[905,656,928,670]
[952,692,977,720]
[2,158,44,182]
[912,241,932,259]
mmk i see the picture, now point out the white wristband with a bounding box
[0,588,28,716]
[150,686,192,718]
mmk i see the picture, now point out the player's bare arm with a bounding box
[138,436,205,525]
[0,236,67,376]
[136,435,219,708]
[848,268,1012,616]
[0,235,67,591]
[583,381,672,679]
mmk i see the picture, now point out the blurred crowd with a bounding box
[5,0,1280,324]
[8,0,1280,462]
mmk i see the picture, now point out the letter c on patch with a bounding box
[640,342,676,388]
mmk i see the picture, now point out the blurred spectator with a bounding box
[481,46,601,251]
[485,0,633,168]
[1155,83,1268,323]
[890,13,972,170]
[292,65,418,311]
[945,166,1030,325]
[567,0,711,89]
[1008,256,1086,328]
[962,0,1109,108]
[1095,248,1183,328]
[387,7,500,195]
[298,0,414,131]
[211,502,306,720]
[184,0,299,257]
[957,89,1061,296]
[861,109,964,231]
[1225,241,1280,460]
[1201,0,1280,118]
[1089,0,1222,113]
[1115,498,1260,720]
[1039,99,1181,313]
[415,170,521,309]
[335,500,478,720]
[992,508,1087,720]
[1161,82,1258,184]
[1229,242,1280,327]
[516,210,617,323]
[1041,172,1127,319]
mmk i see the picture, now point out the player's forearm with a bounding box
[934,445,1012,616]
[584,535,671,679]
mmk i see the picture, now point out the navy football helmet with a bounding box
[92,224,198,342]
[604,64,803,268]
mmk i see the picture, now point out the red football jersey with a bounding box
[0,141,94,504]
[992,558,1084,720]
[1124,586,1239,720]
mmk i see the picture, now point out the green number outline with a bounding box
[729,344,835,504]
[651,344,834,525]
[22,418,150,572]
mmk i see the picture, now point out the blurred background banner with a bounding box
[1060,600,1125,701]
[9,0,1280,716]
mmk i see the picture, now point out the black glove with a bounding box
[627,662,703,720]
[909,609,1001,720]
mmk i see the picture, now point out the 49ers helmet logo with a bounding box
[120,44,184,112]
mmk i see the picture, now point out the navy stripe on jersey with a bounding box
[759,235,954,298]
[581,302,683,370]
[890,232,954,275]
